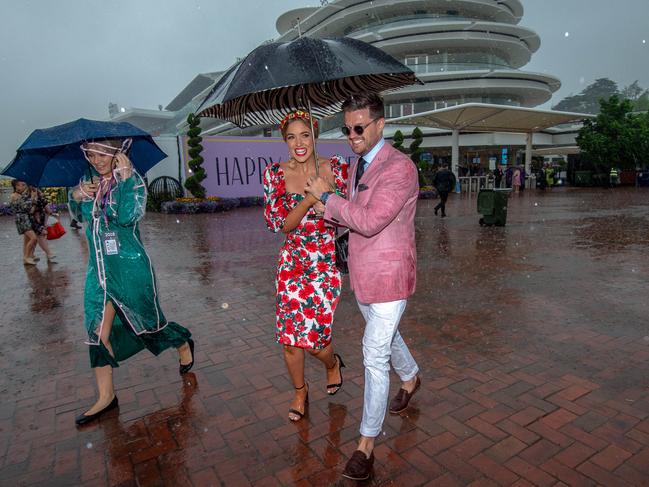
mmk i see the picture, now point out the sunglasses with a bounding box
[341,117,380,136]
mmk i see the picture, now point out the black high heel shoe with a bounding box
[326,353,346,395]
[179,338,195,375]
[289,383,309,421]
[75,395,119,426]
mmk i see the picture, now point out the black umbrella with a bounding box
[196,36,421,127]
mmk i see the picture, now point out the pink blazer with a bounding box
[325,143,419,304]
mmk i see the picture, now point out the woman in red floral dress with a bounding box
[263,111,348,421]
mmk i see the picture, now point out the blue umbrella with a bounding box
[2,118,167,187]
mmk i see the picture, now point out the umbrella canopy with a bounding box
[196,36,421,127]
[2,118,167,187]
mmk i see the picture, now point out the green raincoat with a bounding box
[70,170,190,368]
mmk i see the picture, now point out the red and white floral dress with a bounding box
[263,156,348,349]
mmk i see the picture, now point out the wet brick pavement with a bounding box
[1,187,649,486]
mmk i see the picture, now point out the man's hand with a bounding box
[305,176,332,200]
[313,201,326,214]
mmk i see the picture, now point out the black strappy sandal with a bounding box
[288,383,309,421]
[326,353,346,395]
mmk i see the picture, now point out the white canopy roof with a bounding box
[388,103,592,133]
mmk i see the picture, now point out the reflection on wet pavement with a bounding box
[1,187,649,485]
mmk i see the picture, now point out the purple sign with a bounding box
[182,136,359,198]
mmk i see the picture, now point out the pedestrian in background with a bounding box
[433,162,456,218]
[494,166,503,188]
[9,179,39,265]
[28,186,57,263]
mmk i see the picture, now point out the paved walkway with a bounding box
[1,187,649,486]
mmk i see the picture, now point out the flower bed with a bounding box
[50,203,69,213]
[418,187,438,199]
[160,196,264,214]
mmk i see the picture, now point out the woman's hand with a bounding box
[75,180,98,201]
[113,153,133,180]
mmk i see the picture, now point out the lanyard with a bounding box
[98,177,114,229]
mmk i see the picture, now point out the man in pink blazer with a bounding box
[306,93,421,481]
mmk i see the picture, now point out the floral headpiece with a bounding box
[279,110,318,131]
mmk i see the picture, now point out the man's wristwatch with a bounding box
[320,191,333,204]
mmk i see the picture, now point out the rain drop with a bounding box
[221,303,229,309]
[534,202,538,206]
[643,39,646,44]
[86,442,93,449]
[564,32,570,37]
[176,219,180,223]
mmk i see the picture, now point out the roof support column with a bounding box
[451,128,459,177]
[525,132,533,176]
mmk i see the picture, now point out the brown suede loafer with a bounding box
[389,376,421,414]
[342,450,374,481]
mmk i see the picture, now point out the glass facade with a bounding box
[404,50,513,75]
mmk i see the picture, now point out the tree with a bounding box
[409,127,424,164]
[553,78,619,114]
[634,91,649,111]
[409,127,428,186]
[621,81,644,102]
[392,130,407,154]
[577,95,649,173]
[184,113,207,198]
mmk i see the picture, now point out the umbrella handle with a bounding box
[306,99,319,177]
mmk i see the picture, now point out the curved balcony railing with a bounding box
[407,62,516,74]
[344,15,479,35]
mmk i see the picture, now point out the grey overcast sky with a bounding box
[1,0,648,166]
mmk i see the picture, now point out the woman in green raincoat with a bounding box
[70,138,195,426]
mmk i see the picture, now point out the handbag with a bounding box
[46,219,66,240]
[335,229,349,275]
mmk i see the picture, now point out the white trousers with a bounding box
[357,299,419,437]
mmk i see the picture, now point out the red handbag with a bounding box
[46,221,66,240]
